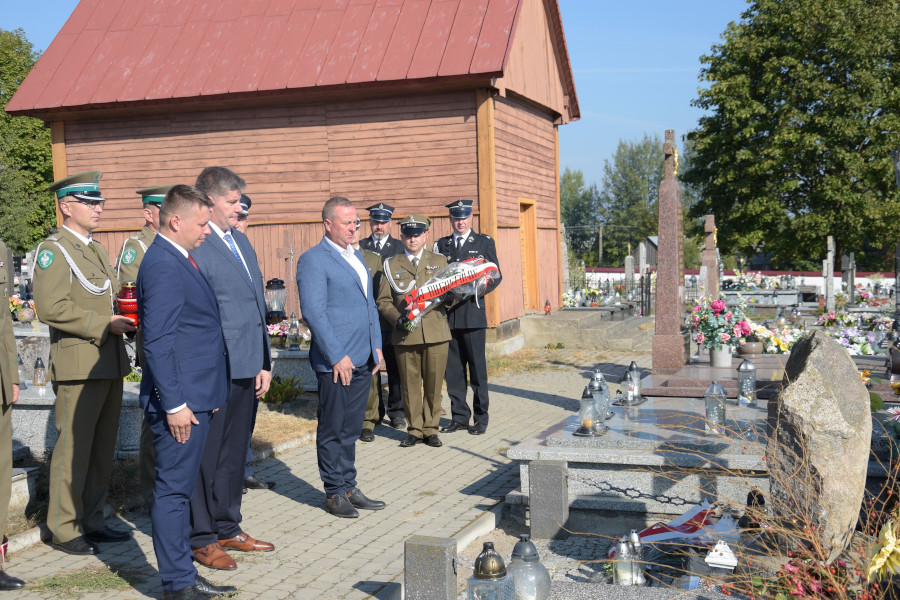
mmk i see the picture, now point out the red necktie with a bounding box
[188,255,199,270]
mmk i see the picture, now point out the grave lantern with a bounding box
[625,361,642,404]
[876,321,888,351]
[592,370,613,419]
[287,312,301,350]
[264,278,287,325]
[507,534,551,600]
[774,308,787,328]
[574,387,598,437]
[857,314,866,329]
[468,542,515,600]
[588,378,609,435]
[736,359,757,407]
[16,355,26,390]
[788,307,802,326]
[32,357,46,387]
[704,380,727,433]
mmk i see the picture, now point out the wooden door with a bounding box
[519,199,539,311]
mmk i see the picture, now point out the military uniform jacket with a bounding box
[116,226,157,283]
[433,231,502,329]
[32,228,129,382]
[360,234,403,259]
[376,249,451,346]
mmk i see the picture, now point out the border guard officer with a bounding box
[434,200,502,436]
[115,185,170,509]
[377,215,451,448]
[33,171,136,555]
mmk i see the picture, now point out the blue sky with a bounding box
[4,0,749,188]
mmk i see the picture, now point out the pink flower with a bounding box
[692,305,701,312]
[710,299,726,315]
[724,311,733,322]
[720,333,731,342]
[784,563,800,574]
[695,333,705,344]
[738,320,752,335]
[885,407,900,422]
[733,325,743,338]
[692,314,700,325]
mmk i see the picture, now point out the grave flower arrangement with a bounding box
[826,326,877,356]
[689,296,752,351]
[816,311,854,328]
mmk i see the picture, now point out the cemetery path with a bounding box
[6,348,650,600]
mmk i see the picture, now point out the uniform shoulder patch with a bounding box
[122,247,138,265]
[37,248,54,269]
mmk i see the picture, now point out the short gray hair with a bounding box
[195,167,245,199]
[323,196,354,221]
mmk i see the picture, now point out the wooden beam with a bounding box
[554,125,562,307]
[476,88,500,327]
[50,122,67,228]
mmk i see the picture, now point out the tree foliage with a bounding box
[0,28,53,253]
[682,0,900,271]
[560,167,602,265]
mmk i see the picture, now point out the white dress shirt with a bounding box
[324,236,369,297]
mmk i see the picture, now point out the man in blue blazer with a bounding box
[189,167,274,570]
[297,196,386,518]
[138,185,236,599]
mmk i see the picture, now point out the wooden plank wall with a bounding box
[537,228,560,308]
[496,228,525,322]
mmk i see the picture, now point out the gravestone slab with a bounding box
[769,331,869,562]
[404,536,455,600]
[701,215,719,300]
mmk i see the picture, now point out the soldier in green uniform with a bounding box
[0,238,24,590]
[115,186,170,509]
[376,215,451,448]
[33,171,135,556]
[355,219,386,442]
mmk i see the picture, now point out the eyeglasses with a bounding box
[63,198,106,209]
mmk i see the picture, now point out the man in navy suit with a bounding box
[297,196,386,518]
[138,185,236,599]
[189,167,274,570]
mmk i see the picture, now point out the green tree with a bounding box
[560,167,602,265]
[682,0,900,271]
[598,134,664,267]
[0,28,53,253]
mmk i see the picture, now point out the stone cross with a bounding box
[825,236,835,313]
[624,255,634,290]
[652,130,687,374]
[638,241,647,277]
[700,215,719,299]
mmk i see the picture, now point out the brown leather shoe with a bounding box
[192,543,237,570]
[218,533,275,552]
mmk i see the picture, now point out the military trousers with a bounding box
[395,342,449,438]
[48,378,123,543]
[0,403,12,538]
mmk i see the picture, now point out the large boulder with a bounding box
[768,330,870,562]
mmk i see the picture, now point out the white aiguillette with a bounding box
[705,540,737,571]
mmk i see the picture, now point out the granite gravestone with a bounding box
[768,331,869,562]
[624,256,634,290]
[825,237,835,313]
[700,215,719,300]
[651,130,687,374]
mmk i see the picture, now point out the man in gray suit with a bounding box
[189,167,274,571]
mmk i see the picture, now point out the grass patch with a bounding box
[417,490,437,497]
[251,394,318,452]
[496,447,509,457]
[30,564,147,598]
[486,349,549,377]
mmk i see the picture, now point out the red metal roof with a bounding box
[8,0,580,116]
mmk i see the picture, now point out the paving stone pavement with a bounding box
[2,348,650,599]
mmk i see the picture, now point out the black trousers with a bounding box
[190,378,255,548]
[316,366,369,496]
[445,327,489,427]
[378,337,405,422]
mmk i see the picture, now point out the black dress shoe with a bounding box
[162,587,204,600]
[0,571,25,591]
[389,417,406,429]
[85,526,131,543]
[359,429,374,442]
[194,574,238,598]
[468,423,487,435]
[424,434,443,447]
[53,536,98,555]
[243,475,275,490]
[399,435,420,447]
[440,421,467,433]
[346,488,386,510]
[325,493,359,518]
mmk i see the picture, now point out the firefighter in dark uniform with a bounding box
[359,203,405,429]
[115,186,169,508]
[434,200,502,435]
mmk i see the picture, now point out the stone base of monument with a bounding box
[506,398,771,532]
[270,348,317,391]
[9,467,38,519]
[641,354,789,400]
[13,381,143,460]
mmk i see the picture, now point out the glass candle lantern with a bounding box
[32,357,46,386]
[588,378,609,435]
[876,322,888,350]
[704,380,727,433]
[16,355,26,390]
[468,542,515,600]
[789,307,802,326]
[287,312,301,350]
[629,529,647,585]
[264,278,287,325]
[625,361,642,404]
[592,370,613,419]
[774,308,787,328]
[736,359,757,407]
[507,534,551,600]
[614,538,634,585]
[574,387,598,437]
